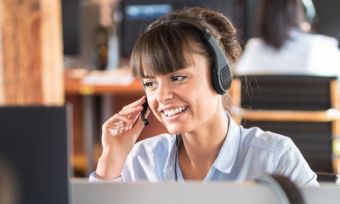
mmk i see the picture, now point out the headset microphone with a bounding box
[141,101,149,126]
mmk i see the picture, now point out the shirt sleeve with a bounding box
[273,138,319,187]
[88,172,123,183]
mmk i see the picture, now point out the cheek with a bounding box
[193,84,220,116]
[193,79,217,100]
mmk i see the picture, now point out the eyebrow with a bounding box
[142,66,195,78]
[142,75,155,79]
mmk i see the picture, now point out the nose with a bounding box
[155,82,174,103]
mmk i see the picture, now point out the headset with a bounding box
[146,17,232,95]
[140,17,233,125]
[141,101,149,126]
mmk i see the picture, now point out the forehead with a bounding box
[140,52,196,77]
[142,53,210,78]
[131,23,212,79]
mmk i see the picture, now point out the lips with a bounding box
[162,106,188,117]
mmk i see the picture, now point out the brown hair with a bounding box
[130,7,242,78]
[259,0,303,49]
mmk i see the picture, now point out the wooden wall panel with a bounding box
[0,1,3,104]
[0,0,63,105]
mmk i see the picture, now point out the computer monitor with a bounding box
[119,0,235,58]
[71,178,340,204]
[119,1,173,58]
[62,0,81,56]
[0,106,71,204]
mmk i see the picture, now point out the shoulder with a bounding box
[240,126,294,152]
[239,126,317,185]
[244,38,267,50]
[312,34,339,49]
[236,38,269,74]
[299,32,339,47]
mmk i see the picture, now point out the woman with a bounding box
[90,7,318,185]
[236,0,340,76]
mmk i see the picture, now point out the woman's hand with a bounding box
[96,96,148,179]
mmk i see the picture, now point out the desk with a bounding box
[65,69,144,95]
[65,69,167,175]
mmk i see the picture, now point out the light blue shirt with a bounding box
[90,116,318,186]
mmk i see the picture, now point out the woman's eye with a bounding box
[143,81,156,88]
[171,75,187,82]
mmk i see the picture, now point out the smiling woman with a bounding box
[139,54,216,135]
[90,7,318,185]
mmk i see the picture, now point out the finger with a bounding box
[129,115,147,140]
[118,105,144,117]
[115,111,141,125]
[105,96,145,122]
[105,105,143,126]
[102,97,147,135]
[109,114,142,136]
[121,96,146,112]
[107,108,144,131]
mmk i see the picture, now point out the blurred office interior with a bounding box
[1,0,340,177]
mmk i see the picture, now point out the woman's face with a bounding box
[142,54,221,134]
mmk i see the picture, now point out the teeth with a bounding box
[163,106,187,117]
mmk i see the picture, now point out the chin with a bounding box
[167,129,181,135]
[165,124,188,135]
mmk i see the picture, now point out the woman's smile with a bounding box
[161,105,189,121]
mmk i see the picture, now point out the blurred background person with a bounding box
[236,0,340,77]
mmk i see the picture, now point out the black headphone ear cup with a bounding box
[206,36,232,95]
[211,63,222,94]
[211,64,232,95]
[220,66,232,91]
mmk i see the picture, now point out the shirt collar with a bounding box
[162,114,242,180]
[162,135,178,181]
[212,115,241,174]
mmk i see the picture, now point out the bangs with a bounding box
[131,23,211,78]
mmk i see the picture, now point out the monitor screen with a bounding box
[119,0,235,58]
[120,2,173,58]
[0,106,71,204]
[125,4,172,20]
[62,0,81,56]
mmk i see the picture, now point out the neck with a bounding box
[180,109,229,167]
